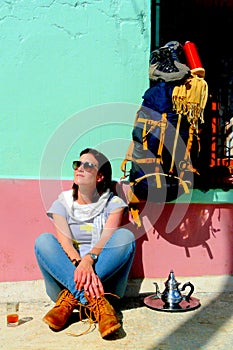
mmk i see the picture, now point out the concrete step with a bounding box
[1,275,233,303]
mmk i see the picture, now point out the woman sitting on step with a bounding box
[34,148,136,338]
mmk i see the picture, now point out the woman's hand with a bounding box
[74,257,104,298]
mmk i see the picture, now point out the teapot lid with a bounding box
[164,270,180,289]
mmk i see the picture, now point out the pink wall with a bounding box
[0,178,233,282]
[0,178,71,282]
[128,202,233,278]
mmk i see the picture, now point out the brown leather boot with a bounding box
[43,289,79,331]
[85,294,121,338]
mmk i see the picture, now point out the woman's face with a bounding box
[73,153,101,189]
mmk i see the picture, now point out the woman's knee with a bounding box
[34,233,56,253]
[108,228,135,251]
[116,228,135,243]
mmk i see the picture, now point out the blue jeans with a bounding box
[34,228,136,304]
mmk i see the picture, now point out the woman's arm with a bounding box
[53,213,81,263]
[74,208,125,297]
[87,207,125,257]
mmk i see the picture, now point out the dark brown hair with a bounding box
[72,148,112,201]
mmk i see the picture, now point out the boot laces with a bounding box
[66,293,119,337]
[55,290,78,312]
[88,293,118,321]
[66,301,94,337]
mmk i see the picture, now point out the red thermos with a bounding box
[183,41,205,77]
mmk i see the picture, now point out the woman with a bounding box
[34,148,136,338]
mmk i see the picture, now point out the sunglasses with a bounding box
[72,160,98,171]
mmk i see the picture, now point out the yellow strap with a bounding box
[181,179,189,194]
[137,117,162,126]
[156,113,167,163]
[134,172,161,184]
[142,121,148,150]
[133,172,191,194]
[179,124,196,180]
[133,157,156,164]
[154,113,167,187]
[120,159,129,179]
[169,113,182,173]
[127,187,141,203]
[130,207,142,227]
[155,173,162,188]
[120,141,135,178]
[138,116,165,151]
[120,157,157,180]
[127,172,191,227]
[184,124,195,160]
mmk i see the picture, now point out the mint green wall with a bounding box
[0,1,150,180]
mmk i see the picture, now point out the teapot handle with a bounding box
[180,282,194,302]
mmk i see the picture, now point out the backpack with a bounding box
[120,76,208,227]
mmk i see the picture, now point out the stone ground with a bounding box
[1,291,233,350]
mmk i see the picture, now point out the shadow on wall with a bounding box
[128,204,230,276]
[114,181,233,349]
[114,181,233,277]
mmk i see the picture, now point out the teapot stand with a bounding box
[144,294,201,312]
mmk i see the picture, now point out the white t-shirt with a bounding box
[47,190,127,257]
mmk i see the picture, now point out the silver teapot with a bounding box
[154,270,194,309]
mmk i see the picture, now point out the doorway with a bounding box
[151,0,233,188]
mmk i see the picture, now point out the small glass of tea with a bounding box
[6,302,19,327]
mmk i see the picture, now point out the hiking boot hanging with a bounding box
[43,289,79,331]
